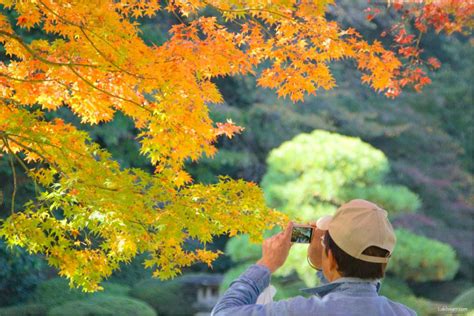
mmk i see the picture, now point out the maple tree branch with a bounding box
[5,134,121,193]
[7,135,84,182]
[6,137,93,199]
[79,28,153,81]
[0,72,54,83]
[3,133,146,195]
[1,66,159,111]
[0,137,81,198]
[67,66,153,115]
[4,136,50,163]
[0,30,98,69]
[7,70,115,102]
[6,133,89,160]
[0,73,72,93]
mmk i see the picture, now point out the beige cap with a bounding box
[316,199,396,263]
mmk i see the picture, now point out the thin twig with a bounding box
[1,135,30,175]
[2,135,41,197]
[8,150,17,214]
[415,30,423,49]
[79,28,142,79]
[37,0,124,57]
[163,0,187,25]
[2,135,42,206]
[4,135,122,193]
[38,0,171,86]
[202,1,293,20]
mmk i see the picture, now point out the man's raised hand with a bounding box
[256,222,294,273]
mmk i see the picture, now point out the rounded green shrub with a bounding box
[47,295,156,316]
[130,277,196,316]
[30,278,88,306]
[0,304,47,316]
[451,287,474,309]
[30,277,131,306]
[389,229,460,282]
[261,130,391,218]
[341,185,420,215]
[261,130,421,218]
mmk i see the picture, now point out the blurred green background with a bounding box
[0,1,472,315]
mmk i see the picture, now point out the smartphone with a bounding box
[291,225,313,243]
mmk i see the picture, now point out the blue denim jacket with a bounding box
[212,265,416,316]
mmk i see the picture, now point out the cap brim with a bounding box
[316,215,333,230]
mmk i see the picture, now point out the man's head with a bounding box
[312,199,396,281]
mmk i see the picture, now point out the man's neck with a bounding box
[325,270,342,282]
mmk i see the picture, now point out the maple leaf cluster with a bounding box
[366,0,473,97]
[0,0,471,290]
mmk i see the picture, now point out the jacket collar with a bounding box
[299,277,381,298]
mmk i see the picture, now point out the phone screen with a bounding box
[291,226,313,243]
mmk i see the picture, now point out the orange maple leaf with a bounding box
[215,119,244,139]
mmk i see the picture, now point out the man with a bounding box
[212,199,416,315]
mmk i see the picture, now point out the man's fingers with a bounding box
[283,221,293,241]
[265,222,293,246]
